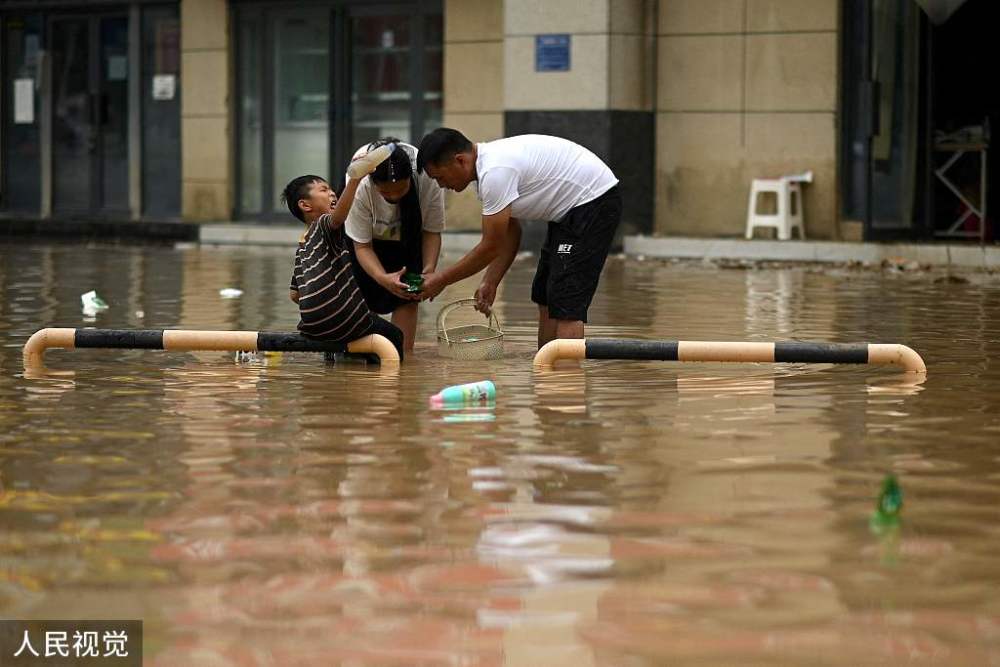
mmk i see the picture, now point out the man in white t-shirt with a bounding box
[416,128,621,348]
[344,139,445,352]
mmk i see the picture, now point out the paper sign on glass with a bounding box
[14,78,34,124]
[152,74,176,101]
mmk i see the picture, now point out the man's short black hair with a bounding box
[367,137,413,184]
[281,175,326,222]
[416,128,473,173]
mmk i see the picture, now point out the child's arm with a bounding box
[323,151,383,229]
[324,177,363,229]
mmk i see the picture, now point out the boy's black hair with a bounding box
[416,128,473,173]
[366,137,413,184]
[281,175,327,222]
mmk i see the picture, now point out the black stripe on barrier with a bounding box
[774,342,868,364]
[75,329,164,350]
[257,332,349,353]
[586,338,679,361]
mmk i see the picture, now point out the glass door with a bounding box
[233,2,442,220]
[272,10,330,214]
[350,12,412,147]
[51,17,92,212]
[347,5,442,152]
[236,7,330,217]
[50,13,129,216]
[2,14,43,213]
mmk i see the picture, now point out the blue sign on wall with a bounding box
[535,34,571,72]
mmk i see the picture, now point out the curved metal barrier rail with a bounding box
[533,339,926,373]
[22,328,400,368]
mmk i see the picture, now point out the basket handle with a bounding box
[437,298,502,343]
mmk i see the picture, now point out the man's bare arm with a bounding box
[482,218,521,288]
[432,205,512,287]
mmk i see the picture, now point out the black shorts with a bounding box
[531,186,621,323]
[348,237,422,315]
[327,315,404,363]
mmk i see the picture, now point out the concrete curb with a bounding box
[624,235,1000,270]
[199,224,484,252]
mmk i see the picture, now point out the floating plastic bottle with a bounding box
[347,143,396,179]
[876,475,903,516]
[869,474,903,534]
[429,380,495,408]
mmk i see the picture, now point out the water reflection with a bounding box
[1,242,999,664]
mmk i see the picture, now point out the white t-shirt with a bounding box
[476,135,618,222]
[344,142,446,244]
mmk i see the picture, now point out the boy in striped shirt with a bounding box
[283,171,408,360]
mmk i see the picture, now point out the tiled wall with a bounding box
[656,0,839,238]
[442,0,656,234]
[442,0,506,230]
[180,0,231,221]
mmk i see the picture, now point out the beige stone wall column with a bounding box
[656,0,839,239]
[442,0,505,230]
[180,0,231,221]
[502,0,657,236]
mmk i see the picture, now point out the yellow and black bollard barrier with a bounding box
[533,339,926,373]
[22,328,399,369]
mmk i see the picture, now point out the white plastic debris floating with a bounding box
[81,290,109,318]
[219,288,243,299]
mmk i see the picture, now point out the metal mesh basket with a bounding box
[436,299,504,360]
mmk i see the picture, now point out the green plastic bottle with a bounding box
[869,474,903,533]
[877,475,903,516]
[402,272,424,293]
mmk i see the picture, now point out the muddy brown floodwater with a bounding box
[2,241,999,665]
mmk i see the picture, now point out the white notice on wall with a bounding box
[14,78,34,124]
[152,74,176,101]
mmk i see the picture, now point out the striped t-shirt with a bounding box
[290,214,374,341]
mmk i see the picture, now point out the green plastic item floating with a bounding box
[876,474,903,516]
[402,272,424,293]
[869,474,903,534]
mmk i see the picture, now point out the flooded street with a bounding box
[2,241,1000,665]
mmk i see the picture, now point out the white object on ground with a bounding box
[219,288,243,298]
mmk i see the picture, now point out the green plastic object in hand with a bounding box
[402,272,424,293]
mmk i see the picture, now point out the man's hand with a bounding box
[420,271,446,301]
[474,281,497,315]
[379,267,419,300]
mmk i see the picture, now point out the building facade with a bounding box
[1,0,995,243]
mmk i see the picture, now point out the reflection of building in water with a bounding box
[744,269,798,337]
[462,367,679,665]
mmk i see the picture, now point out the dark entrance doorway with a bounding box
[840,0,997,243]
[50,13,129,216]
[928,0,998,242]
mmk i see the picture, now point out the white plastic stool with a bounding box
[745,172,811,240]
